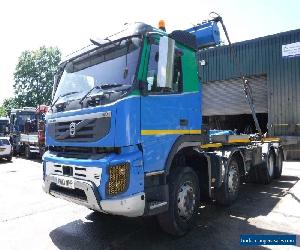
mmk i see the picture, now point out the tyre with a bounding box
[25,146,32,159]
[267,150,275,178]
[6,156,12,162]
[157,167,200,236]
[215,159,240,206]
[274,148,283,179]
[258,151,275,184]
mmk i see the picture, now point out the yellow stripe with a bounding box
[262,137,281,142]
[228,137,281,143]
[141,129,201,135]
[228,138,251,143]
[200,143,223,149]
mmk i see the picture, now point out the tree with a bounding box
[14,46,61,107]
[0,106,5,117]
[0,98,18,117]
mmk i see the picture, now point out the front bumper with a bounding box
[43,174,145,217]
[0,153,12,158]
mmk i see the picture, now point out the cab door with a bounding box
[141,37,184,136]
[140,36,200,172]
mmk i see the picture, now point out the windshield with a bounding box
[54,41,141,101]
[17,114,35,124]
[13,112,36,132]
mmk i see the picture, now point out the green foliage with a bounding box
[0,98,18,117]
[14,46,61,107]
[0,106,5,117]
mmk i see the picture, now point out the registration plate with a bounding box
[56,176,75,189]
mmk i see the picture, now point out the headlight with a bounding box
[107,163,129,195]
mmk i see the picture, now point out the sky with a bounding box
[0,0,300,105]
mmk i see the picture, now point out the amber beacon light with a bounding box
[158,20,166,31]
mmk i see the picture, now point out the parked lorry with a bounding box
[10,106,48,158]
[43,17,284,236]
[9,107,36,155]
[0,117,10,136]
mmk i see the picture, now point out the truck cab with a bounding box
[9,107,36,154]
[44,23,202,213]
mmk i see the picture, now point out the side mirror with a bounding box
[157,36,175,88]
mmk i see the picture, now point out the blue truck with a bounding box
[43,17,283,235]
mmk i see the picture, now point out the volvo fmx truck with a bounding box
[43,17,283,236]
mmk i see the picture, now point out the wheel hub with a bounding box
[177,181,195,220]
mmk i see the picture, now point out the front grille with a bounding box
[48,163,101,186]
[48,117,111,142]
[49,146,120,159]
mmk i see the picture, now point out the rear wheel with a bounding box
[258,150,275,184]
[267,151,275,178]
[215,159,240,206]
[274,148,283,179]
[157,166,200,236]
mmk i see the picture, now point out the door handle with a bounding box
[180,119,188,126]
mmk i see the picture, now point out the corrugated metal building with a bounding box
[198,29,300,159]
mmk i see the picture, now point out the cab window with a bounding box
[146,42,183,93]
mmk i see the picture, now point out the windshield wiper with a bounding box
[79,86,102,105]
[62,91,79,97]
[101,83,123,89]
[50,91,79,110]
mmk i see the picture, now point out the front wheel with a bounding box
[157,167,200,236]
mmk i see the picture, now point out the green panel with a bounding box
[130,38,150,96]
[178,45,199,92]
[137,39,150,81]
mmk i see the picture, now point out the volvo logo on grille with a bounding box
[69,122,76,137]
